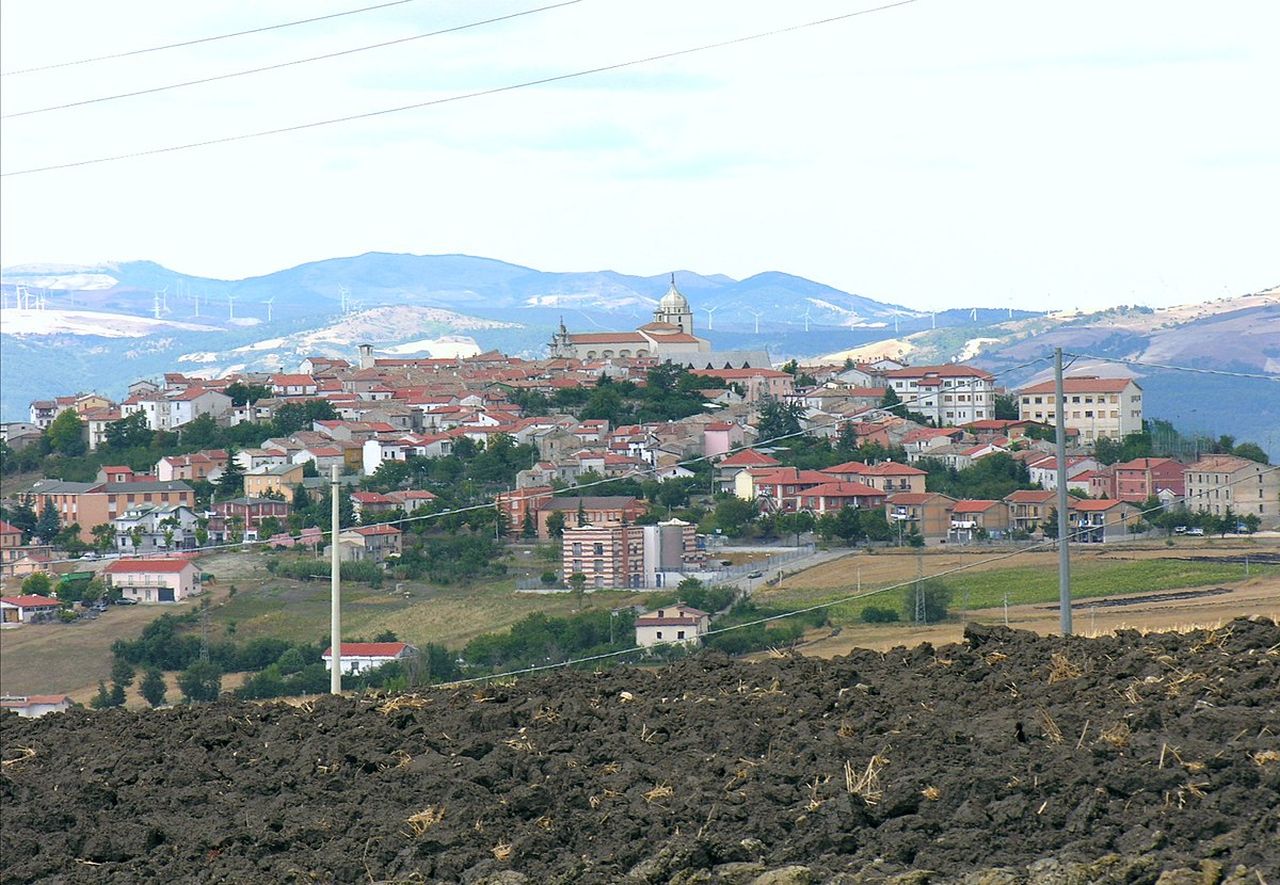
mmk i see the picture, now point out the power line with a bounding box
[2,0,587,119]
[0,0,920,177]
[439,471,1279,686]
[1,0,435,77]
[1062,352,1280,382]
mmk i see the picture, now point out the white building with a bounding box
[1018,376,1143,443]
[634,604,710,648]
[122,387,232,432]
[322,641,416,675]
[882,365,996,425]
[0,695,73,717]
[1,594,63,627]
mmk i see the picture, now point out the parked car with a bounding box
[747,570,765,579]
[113,597,138,605]
[1173,526,1187,534]
[1186,527,1205,537]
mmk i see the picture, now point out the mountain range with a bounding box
[1,253,1275,457]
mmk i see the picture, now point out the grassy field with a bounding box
[759,551,1279,626]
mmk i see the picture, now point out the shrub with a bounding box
[860,606,900,624]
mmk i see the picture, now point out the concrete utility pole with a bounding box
[330,464,342,694]
[1054,347,1072,635]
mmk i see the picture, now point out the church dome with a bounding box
[658,276,689,313]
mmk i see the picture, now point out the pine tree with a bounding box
[35,497,60,543]
[140,669,167,707]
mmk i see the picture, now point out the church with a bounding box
[547,275,769,368]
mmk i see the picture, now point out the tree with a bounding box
[522,512,537,539]
[21,572,53,597]
[567,572,587,609]
[103,412,152,451]
[225,381,272,407]
[1233,442,1269,465]
[546,510,565,539]
[7,497,38,542]
[994,393,1020,421]
[109,682,127,707]
[89,681,114,710]
[576,499,587,528]
[140,669,168,707]
[111,658,135,687]
[902,579,952,624]
[218,448,245,497]
[91,522,117,553]
[831,506,864,546]
[756,396,804,443]
[178,660,222,703]
[713,496,757,537]
[34,498,60,543]
[46,410,87,456]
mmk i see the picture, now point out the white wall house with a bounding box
[634,604,710,648]
[322,641,415,675]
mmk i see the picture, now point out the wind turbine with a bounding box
[337,283,351,315]
[153,290,164,319]
[745,308,763,334]
[802,306,812,333]
[970,307,978,322]
[891,309,900,335]
[227,294,237,321]
[930,312,936,330]
[703,305,720,330]
[264,297,275,322]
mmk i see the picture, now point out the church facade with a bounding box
[548,276,712,361]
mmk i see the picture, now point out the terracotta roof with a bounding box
[887,493,954,506]
[566,332,648,344]
[1186,455,1258,472]
[952,499,1000,513]
[0,520,21,535]
[718,449,779,468]
[1004,490,1056,503]
[1020,376,1138,395]
[883,364,994,380]
[322,642,410,658]
[0,595,62,607]
[800,481,885,498]
[105,558,197,574]
[861,462,926,476]
[637,616,704,627]
[1070,499,1130,512]
[0,695,70,707]
[1114,457,1179,471]
[351,524,401,536]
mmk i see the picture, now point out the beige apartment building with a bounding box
[1184,455,1278,524]
[1018,377,1143,443]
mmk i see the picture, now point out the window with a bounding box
[677,631,686,640]
[656,631,663,639]
[593,543,604,556]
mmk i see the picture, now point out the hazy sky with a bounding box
[2,0,1277,311]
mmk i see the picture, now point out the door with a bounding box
[158,587,175,602]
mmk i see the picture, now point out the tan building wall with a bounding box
[1184,456,1279,525]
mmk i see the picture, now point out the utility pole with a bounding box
[1053,347,1072,635]
[330,464,342,694]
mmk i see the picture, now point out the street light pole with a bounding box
[330,464,342,694]
[1054,348,1072,635]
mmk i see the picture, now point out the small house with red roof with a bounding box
[1068,499,1141,543]
[1,594,62,626]
[333,524,402,564]
[322,641,415,676]
[635,604,710,648]
[798,481,887,514]
[104,558,201,603]
[0,694,73,717]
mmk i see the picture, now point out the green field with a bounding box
[208,575,649,650]
[763,558,1277,626]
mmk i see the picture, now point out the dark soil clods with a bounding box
[3,618,1278,883]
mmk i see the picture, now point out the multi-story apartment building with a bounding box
[561,519,700,589]
[1018,377,1143,443]
[1112,457,1184,502]
[881,364,996,426]
[1003,489,1058,535]
[121,387,232,432]
[30,479,196,543]
[1184,456,1278,523]
[884,493,958,541]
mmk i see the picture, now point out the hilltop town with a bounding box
[1,282,1276,712]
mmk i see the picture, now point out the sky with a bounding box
[1,0,1278,312]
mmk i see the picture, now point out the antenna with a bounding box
[745,308,763,334]
[703,305,720,330]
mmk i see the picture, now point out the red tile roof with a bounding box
[718,449,780,467]
[953,499,1000,513]
[351,524,401,536]
[1020,376,1137,395]
[322,642,410,658]
[104,558,196,574]
[1069,499,1130,511]
[1,595,62,607]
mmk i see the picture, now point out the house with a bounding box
[30,478,196,544]
[322,641,415,676]
[351,490,399,520]
[104,559,202,603]
[210,497,291,540]
[0,594,62,627]
[0,520,22,566]
[122,387,232,431]
[797,481,887,514]
[113,504,201,553]
[1018,376,1143,443]
[691,367,795,403]
[635,604,710,648]
[882,364,997,425]
[496,486,556,535]
[902,427,967,463]
[1113,457,1185,502]
[1027,455,1099,491]
[0,695,73,717]
[1068,499,1141,543]
[713,448,780,492]
[155,450,228,483]
[270,374,319,397]
[1004,489,1058,536]
[332,524,402,564]
[243,463,305,498]
[386,490,437,512]
[1184,455,1279,524]
[534,496,647,540]
[884,493,957,542]
[949,500,1010,543]
[702,421,746,459]
[822,461,927,495]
